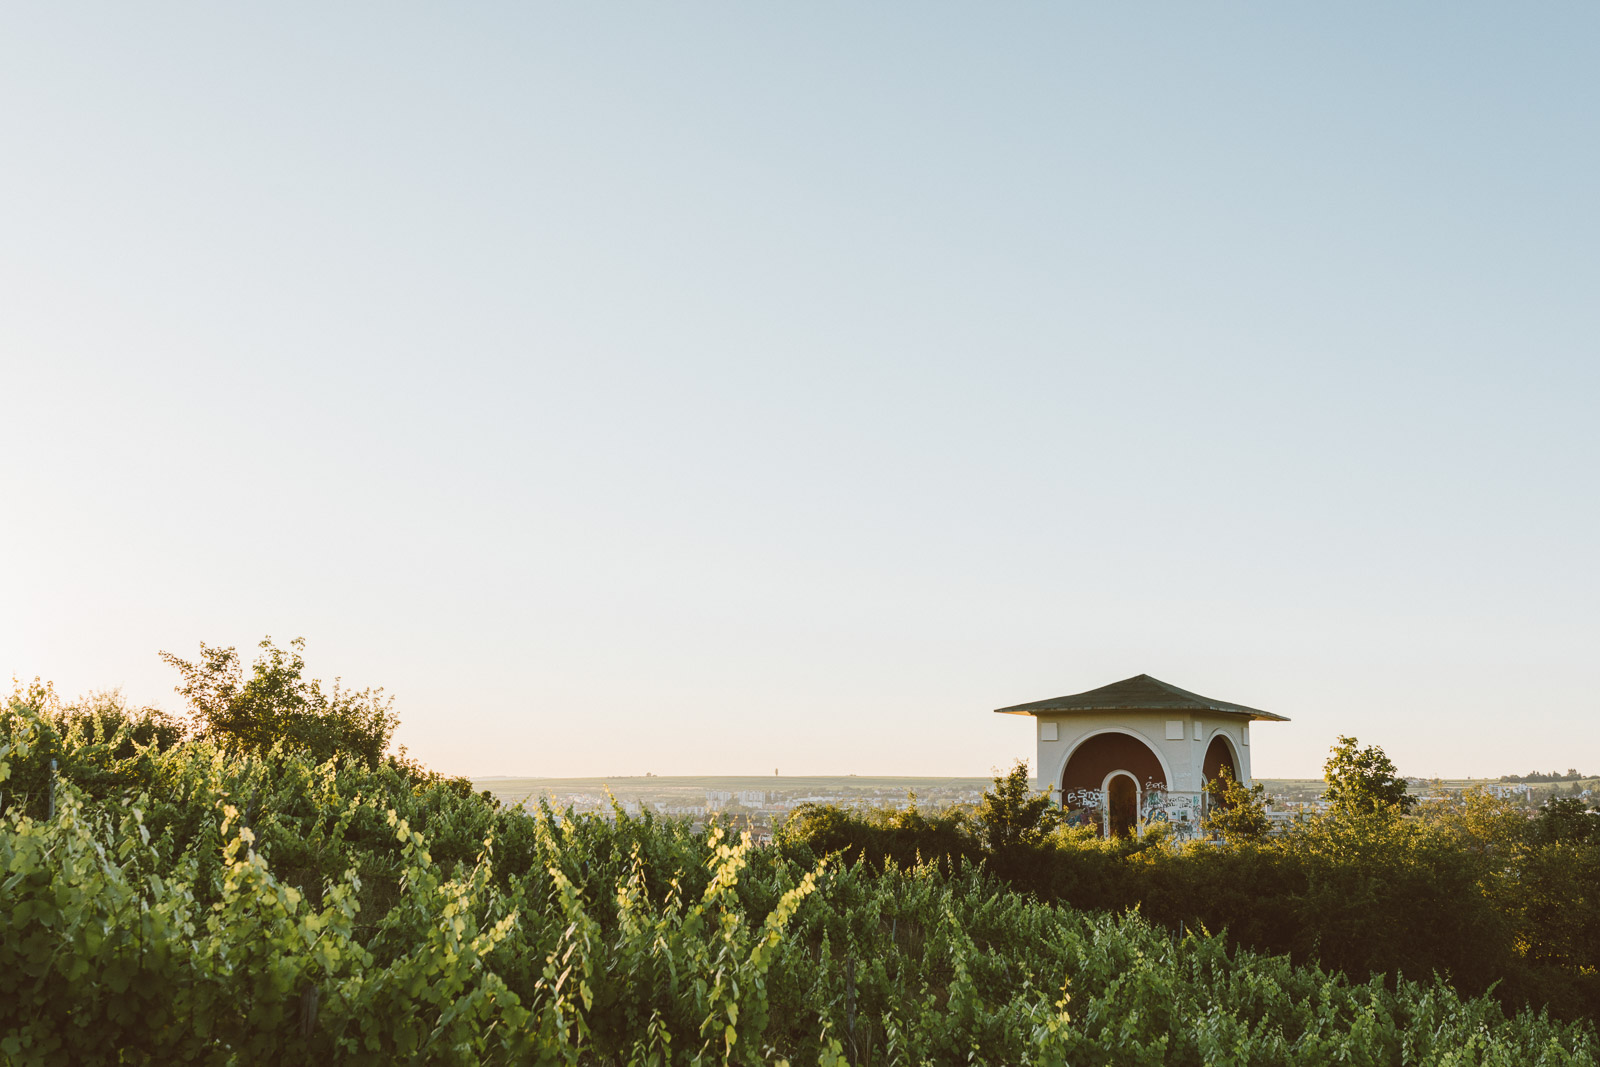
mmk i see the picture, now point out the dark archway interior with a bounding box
[1202,736,1237,784]
[1106,774,1138,837]
[1060,732,1167,800]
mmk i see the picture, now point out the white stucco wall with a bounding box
[1032,711,1253,800]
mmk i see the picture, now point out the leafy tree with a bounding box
[159,637,397,767]
[7,693,1600,1060]
[1202,765,1271,844]
[1322,735,1415,816]
[13,665,1600,1046]
[975,759,1059,850]
[1531,796,1600,847]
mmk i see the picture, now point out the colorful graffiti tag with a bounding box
[1062,788,1103,830]
[1062,784,1210,839]
[1141,784,1204,841]
[1063,788,1105,809]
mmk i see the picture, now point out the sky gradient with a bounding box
[3,5,1597,780]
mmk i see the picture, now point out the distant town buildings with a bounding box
[474,688,1590,841]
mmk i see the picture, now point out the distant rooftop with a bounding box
[994,673,1289,722]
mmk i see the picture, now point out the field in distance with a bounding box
[475,775,1600,814]
[1257,777,1599,802]
[472,775,994,815]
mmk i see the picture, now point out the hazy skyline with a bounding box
[3,5,1596,780]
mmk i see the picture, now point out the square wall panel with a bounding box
[1165,720,1184,740]
[1041,722,1058,742]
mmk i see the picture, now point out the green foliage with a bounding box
[1532,796,1600,847]
[1322,734,1416,815]
[783,741,1600,1025]
[1,680,182,820]
[1275,805,1514,995]
[773,794,978,875]
[973,759,1060,852]
[5,680,1600,1062]
[160,637,398,767]
[1201,764,1271,844]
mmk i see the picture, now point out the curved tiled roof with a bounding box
[994,673,1289,721]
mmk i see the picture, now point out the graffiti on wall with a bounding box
[1141,784,1204,841]
[1061,788,1103,830]
[1063,788,1105,810]
[1061,784,1210,839]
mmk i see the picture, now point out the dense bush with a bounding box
[160,637,399,768]
[777,764,1600,1024]
[3,677,1598,1063]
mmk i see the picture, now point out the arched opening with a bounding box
[1202,735,1239,816]
[1059,731,1167,836]
[1202,735,1237,784]
[1106,773,1139,838]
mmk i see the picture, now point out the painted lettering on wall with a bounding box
[1141,785,1204,841]
[1063,788,1105,810]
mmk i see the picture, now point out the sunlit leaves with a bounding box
[2,696,1597,1063]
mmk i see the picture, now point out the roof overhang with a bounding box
[993,673,1290,722]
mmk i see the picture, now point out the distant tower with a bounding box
[994,674,1288,838]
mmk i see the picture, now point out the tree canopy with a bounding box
[159,637,397,767]
[1322,735,1415,815]
[1202,765,1272,844]
[974,759,1060,850]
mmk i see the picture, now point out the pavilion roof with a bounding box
[994,673,1289,721]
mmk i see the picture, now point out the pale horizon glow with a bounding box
[2,5,1596,781]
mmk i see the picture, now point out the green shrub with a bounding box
[160,637,398,768]
[5,681,1599,1063]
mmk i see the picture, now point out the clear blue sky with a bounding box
[3,5,1596,779]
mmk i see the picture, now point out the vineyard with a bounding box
[3,653,1598,1065]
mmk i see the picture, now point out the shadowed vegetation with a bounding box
[1,648,1596,1064]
